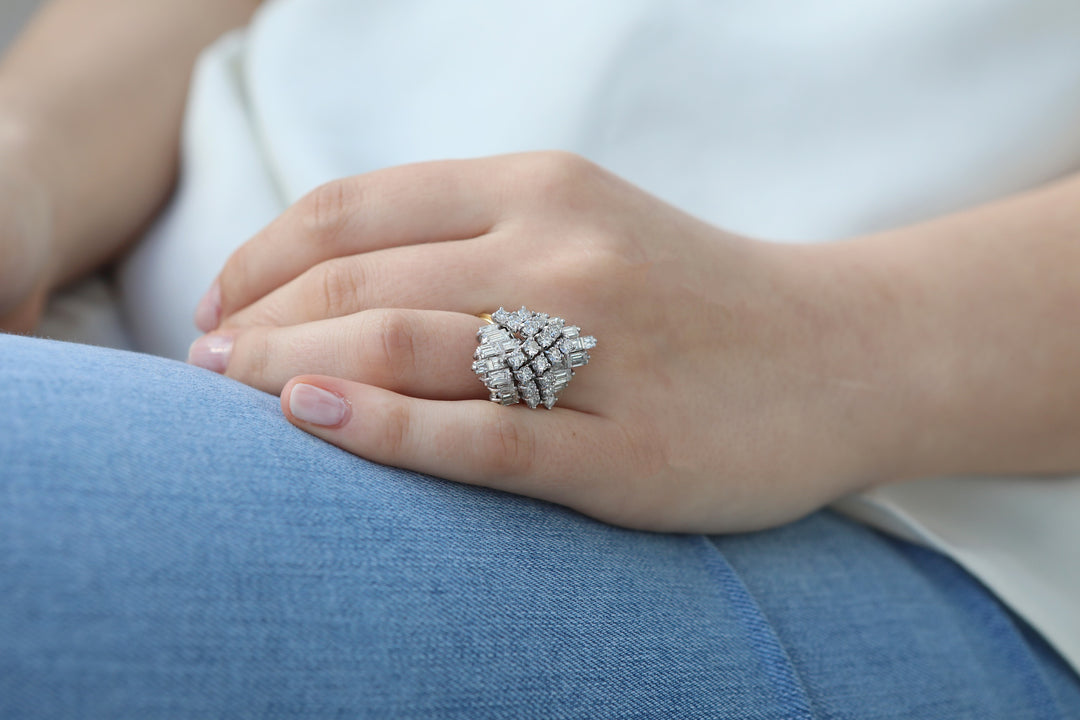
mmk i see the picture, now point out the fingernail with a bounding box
[194,281,221,332]
[187,333,233,373]
[289,384,350,427]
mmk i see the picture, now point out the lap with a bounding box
[1,334,1077,719]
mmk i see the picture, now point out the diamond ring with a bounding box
[472,306,597,409]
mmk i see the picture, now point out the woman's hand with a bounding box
[190,152,920,533]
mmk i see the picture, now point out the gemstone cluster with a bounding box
[472,306,597,409]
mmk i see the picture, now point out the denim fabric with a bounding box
[2,334,1078,719]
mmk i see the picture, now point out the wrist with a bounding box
[822,212,1080,486]
[772,236,942,490]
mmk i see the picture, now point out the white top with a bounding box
[49,0,1080,670]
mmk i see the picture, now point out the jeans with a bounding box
[2,334,1078,719]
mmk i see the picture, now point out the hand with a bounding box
[190,152,918,533]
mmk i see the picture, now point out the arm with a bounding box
[0,0,261,329]
[842,171,1080,482]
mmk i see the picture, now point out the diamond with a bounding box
[531,354,551,374]
[491,307,511,325]
[561,325,580,340]
[506,351,527,370]
[489,368,512,386]
[537,323,562,348]
[522,338,542,358]
[580,336,597,350]
[545,347,563,365]
[568,350,590,368]
[492,386,518,405]
[506,306,529,332]
[519,381,541,409]
[521,314,547,336]
[514,366,534,383]
[549,367,572,391]
[482,325,508,342]
[476,342,501,360]
[473,358,504,375]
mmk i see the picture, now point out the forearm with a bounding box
[0,0,260,289]
[836,172,1080,481]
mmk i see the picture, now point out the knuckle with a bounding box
[379,400,412,457]
[523,151,599,203]
[218,249,251,310]
[533,150,595,178]
[476,410,536,479]
[313,260,365,319]
[225,330,271,384]
[364,310,416,384]
[298,180,354,247]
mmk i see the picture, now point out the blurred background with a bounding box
[1,0,41,54]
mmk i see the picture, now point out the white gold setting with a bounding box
[473,306,597,409]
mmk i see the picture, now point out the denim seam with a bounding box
[696,535,818,720]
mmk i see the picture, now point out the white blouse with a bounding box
[65,0,1080,670]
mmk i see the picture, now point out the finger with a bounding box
[280,376,630,515]
[189,309,489,399]
[198,157,515,332]
[221,237,498,330]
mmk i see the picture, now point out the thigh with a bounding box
[1,335,1077,719]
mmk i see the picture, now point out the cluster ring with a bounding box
[472,306,597,409]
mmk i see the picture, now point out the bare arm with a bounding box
[837,171,1080,482]
[0,0,260,327]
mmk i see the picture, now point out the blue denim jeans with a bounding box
[2,334,1078,719]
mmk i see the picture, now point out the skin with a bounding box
[0,0,261,329]
[189,155,1080,533]
[4,0,1080,533]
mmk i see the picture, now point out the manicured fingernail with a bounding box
[194,281,221,332]
[289,384,350,427]
[187,333,233,373]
